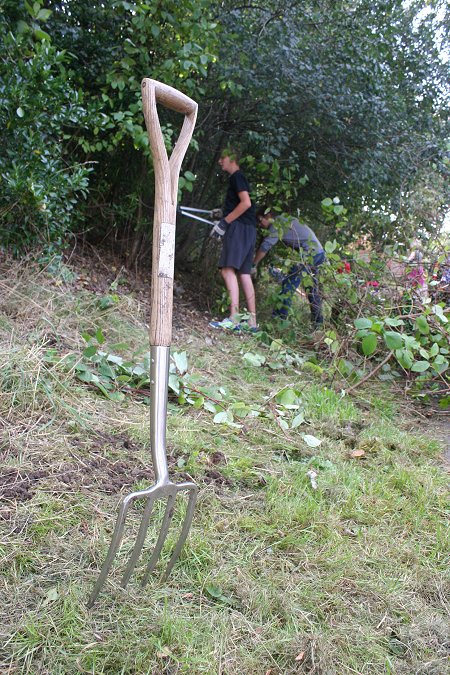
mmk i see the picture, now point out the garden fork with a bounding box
[88,79,198,606]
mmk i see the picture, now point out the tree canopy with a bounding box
[0,0,449,258]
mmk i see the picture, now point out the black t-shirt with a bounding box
[223,170,256,227]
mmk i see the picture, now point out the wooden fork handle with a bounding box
[142,79,197,346]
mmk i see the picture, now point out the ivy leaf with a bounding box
[362,333,377,356]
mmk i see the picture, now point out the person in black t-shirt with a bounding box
[209,148,258,330]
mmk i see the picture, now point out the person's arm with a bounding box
[253,248,267,266]
[224,190,251,224]
[253,223,278,268]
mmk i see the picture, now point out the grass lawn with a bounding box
[0,255,448,674]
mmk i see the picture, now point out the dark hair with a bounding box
[255,205,273,220]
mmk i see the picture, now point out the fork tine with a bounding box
[162,485,198,581]
[141,492,177,586]
[87,494,134,607]
[120,492,158,588]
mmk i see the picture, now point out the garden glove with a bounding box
[210,218,228,239]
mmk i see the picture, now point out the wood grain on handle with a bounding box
[141,79,197,347]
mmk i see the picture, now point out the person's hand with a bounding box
[210,218,228,239]
[250,265,257,279]
[211,208,223,219]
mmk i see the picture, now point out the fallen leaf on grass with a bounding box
[303,434,322,448]
[349,449,365,458]
[295,651,305,662]
[306,469,318,490]
[156,646,173,659]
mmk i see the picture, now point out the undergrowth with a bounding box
[0,253,448,675]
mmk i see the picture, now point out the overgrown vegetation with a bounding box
[1,0,448,260]
[0,253,448,674]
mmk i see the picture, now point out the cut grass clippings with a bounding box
[0,252,448,674]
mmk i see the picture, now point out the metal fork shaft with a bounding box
[150,346,170,483]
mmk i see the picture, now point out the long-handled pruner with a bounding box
[177,205,222,227]
[88,79,198,607]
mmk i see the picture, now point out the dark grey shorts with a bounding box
[218,220,256,274]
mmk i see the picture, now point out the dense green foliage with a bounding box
[1,0,448,256]
[0,1,94,252]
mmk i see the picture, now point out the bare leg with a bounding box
[238,273,257,327]
[221,267,240,321]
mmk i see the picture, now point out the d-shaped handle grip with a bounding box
[142,79,198,347]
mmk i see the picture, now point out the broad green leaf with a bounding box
[354,318,372,330]
[243,352,265,367]
[291,412,305,428]
[411,360,430,372]
[403,335,420,350]
[384,331,403,350]
[33,28,51,41]
[385,317,404,327]
[108,391,125,402]
[98,363,116,380]
[362,333,377,356]
[432,356,449,373]
[303,434,322,448]
[276,388,301,407]
[193,396,204,409]
[432,304,448,323]
[172,351,188,374]
[203,400,218,413]
[37,8,52,20]
[429,342,439,357]
[83,345,97,358]
[168,373,180,394]
[77,370,93,383]
[415,315,430,335]
[107,354,123,366]
[395,349,413,369]
[95,328,105,344]
[213,411,230,424]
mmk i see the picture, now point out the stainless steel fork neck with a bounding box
[150,345,170,484]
